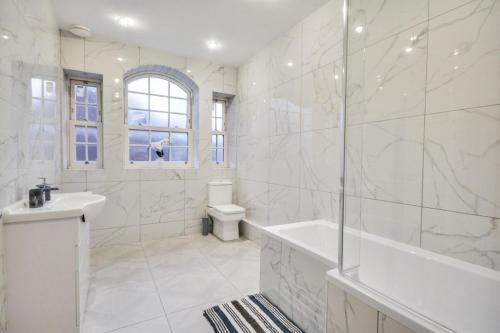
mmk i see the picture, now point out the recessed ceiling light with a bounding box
[453,65,459,70]
[206,39,221,50]
[410,35,417,41]
[355,26,364,34]
[287,61,294,67]
[1,34,9,40]
[113,15,136,28]
[186,69,192,73]
[334,74,339,80]
[453,49,460,56]
[405,47,413,53]
[114,78,120,84]
[114,92,120,98]
[252,82,257,86]
[117,57,124,62]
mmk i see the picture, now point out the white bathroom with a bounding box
[0,0,499,332]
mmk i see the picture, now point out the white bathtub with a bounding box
[261,220,500,333]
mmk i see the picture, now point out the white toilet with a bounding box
[207,180,245,241]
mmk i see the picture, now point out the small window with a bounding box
[211,99,227,166]
[68,79,102,168]
[125,74,192,168]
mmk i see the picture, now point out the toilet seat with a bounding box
[211,204,245,215]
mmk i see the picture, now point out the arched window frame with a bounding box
[123,67,198,169]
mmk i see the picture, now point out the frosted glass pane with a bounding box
[216,102,224,117]
[150,95,168,111]
[170,132,187,146]
[150,112,169,127]
[29,124,41,140]
[151,131,168,143]
[217,134,224,148]
[31,78,43,98]
[87,126,97,143]
[170,98,187,114]
[43,142,54,160]
[170,113,187,128]
[44,100,56,118]
[128,129,149,145]
[212,149,217,162]
[87,106,98,121]
[75,85,85,103]
[87,144,97,161]
[170,82,187,98]
[128,78,148,93]
[212,134,217,149]
[75,126,86,142]
[128,93,148,109]
[76,144,86,161]
[129,146,149,161]
[43,125,55,140]
[216,149,224,163]
[44,81,56,100]
[32,99,42,116]
[171,147,188,161]
[150,78,169,96]
[128,110,148,126]
[76,104,86,121]
[87,86,97,104]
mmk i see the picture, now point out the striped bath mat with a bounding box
[203,294,304,333]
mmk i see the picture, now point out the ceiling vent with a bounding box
[69,25,91,38]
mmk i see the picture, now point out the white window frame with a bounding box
[211,99,228,167]
[124,73,193,169]
[68,79,103,170]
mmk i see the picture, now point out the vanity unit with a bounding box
[2,192,106,333]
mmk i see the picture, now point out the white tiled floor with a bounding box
[83,234,261,333]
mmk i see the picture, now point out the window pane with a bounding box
[212,134,217,149]
[211,118,216,131]
[129,146,149,161]
[151,146,169,161]
[128,78,148,93]
[43,125,56,140]
[170,132,187,146]
[216,118,223,131]
[128,110,148,126]
[171,147,188,161]
[87,86,97,104]
[32,99,42,116]
[212,104,216,117]
[76,104,86,121]
[170,98,187,114]
[75,126,86,142]
[29,124,41,140]
[211,149,217,162]
[44,80,56,100]
[128,129,149,145]
[151,131,168,143]
[216,148,224,163]
[76,144,86,161]
[75,85,85,103]
[87,144,97,161]
[150,95,168,111]
[87,126,97,143]
[150,112,169,127]
[217,134,224,148]
[44,100,56,118]
[216,102,224,117]
[31,78,43,98]
[170,113,187,128]
[150,78,169,96]
[128,92,148,109]
[170,82,187,98]
[87,106,97,122]
[44,142,54,160]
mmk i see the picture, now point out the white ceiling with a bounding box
[51,0,328,66]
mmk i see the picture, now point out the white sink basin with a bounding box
[1,192,106,224]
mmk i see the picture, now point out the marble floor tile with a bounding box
[109,316,172,333]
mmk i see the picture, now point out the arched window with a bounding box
[124,71,194,167]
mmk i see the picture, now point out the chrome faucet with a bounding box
[36,177,59,202]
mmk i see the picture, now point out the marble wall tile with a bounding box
[421,208,500,270]
[60,34,84,70]
[268,184,300,225]
[361,116,424,205]
[361,199,421,245]
[236,136,269,182]
[223,66,238,95]
[429,0,476,18]
[260,234,282,305]
[86,181,140,229]
[423,106,500,218]
[140,180,185,224]
[378,313,416,333]
[269,79,301,136]
[138,47,186,69]
[268,133,300,187]
[302,0,344,74]
[327,283,378,333]
[140,221,185,242]
[236,179,269,225]
[90,226,141,248]
[348,0,428,54]
[347,23,428,124]
[185,179,208,220]
[299,189,336,222]
[61,182,87,193]
[426,0,500,113]
[301,62,341,132]
[269,23,302,88]
[300,128,340,192]
[280,244,331,333]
